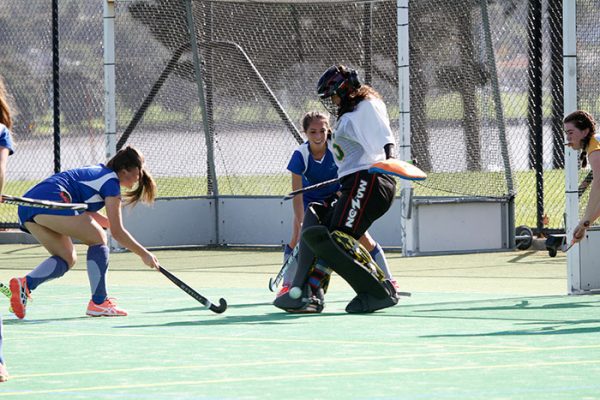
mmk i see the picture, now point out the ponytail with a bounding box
[107,146,157,206]
[122,168,157,206]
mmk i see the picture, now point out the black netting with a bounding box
[0,0,588,233]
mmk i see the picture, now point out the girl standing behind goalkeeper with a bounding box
[281,111,398,295]
[9,146,160,319]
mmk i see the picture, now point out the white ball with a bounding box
[289,286,302,299]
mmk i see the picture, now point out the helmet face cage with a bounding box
[317,66,346,99]
[319,97,338,116]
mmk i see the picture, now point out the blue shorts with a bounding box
[18,183,83,233]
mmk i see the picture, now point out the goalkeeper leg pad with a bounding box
[302,226,397,312]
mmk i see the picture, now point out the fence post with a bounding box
[183,0,221,245]
[527,0,544,233]
[52,0,60,173]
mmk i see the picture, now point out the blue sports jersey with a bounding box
[18,164,122,231]
[28,164,121,212]
[0,124,15,155]
[286,141,340,209]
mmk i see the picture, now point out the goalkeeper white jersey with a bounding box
[331,97,395,178]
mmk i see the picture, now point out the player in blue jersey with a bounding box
[9,145,159,319]
[275,111,398,310]
[0,75,15,382]
[285,111,339,254]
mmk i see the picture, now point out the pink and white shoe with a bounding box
[86,298,128,317]
[9,277,30,319]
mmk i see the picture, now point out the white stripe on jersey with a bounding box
[79,172,118,192]
[84,194,104,204]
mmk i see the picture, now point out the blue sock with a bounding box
[370,243,392,280]
[87,244,109,305]
[0,315,4,365]
[26,255,69,291]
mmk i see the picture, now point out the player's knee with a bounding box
[63,251,77,269]
[82,228,107,247]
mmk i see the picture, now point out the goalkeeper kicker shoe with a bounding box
[86,298,128,317]
[9,277,30,319]
[346,280,399,314]
[274,285,324,313]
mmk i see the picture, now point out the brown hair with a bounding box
[564,110,596,168]
[107,146,157,205]
[301,111,331,135]
[336,65,382,118]
[0,76,13,130]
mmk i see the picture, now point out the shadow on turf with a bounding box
[3,315,90,325]
[144,299,352,314]
[415,298,600,337]
[422,322,600,338]
[415,299,599,313]
[144,302,275,314]
[115,311,348,328]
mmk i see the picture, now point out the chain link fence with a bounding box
[0,0,594,237]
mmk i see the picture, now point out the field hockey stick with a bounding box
[269,250,298,292]
[283,178,339,201]
[268,244,299,292]
[0,282,13,313]
[1,194,88,211]
[0,282,10,301]
[563,242,576,252]
[283,159,426,201]
[158,265,227,314]
[268,268,285,292]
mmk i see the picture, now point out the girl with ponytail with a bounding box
[9,146,159,319]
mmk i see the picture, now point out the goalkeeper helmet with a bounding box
[317,65,361,100]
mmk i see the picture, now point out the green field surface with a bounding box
[1,244,599,399]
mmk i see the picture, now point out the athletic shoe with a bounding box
[391,279,400,292]
[9,277,30,319]
[276,284,290,298]
[0,363,8,382]
[86,298,128,317]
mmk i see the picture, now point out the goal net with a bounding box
[113,0,514,200]
[4,0,574,232]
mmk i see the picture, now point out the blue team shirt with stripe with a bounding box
[31,164,121,212]
[286,141,340,209]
